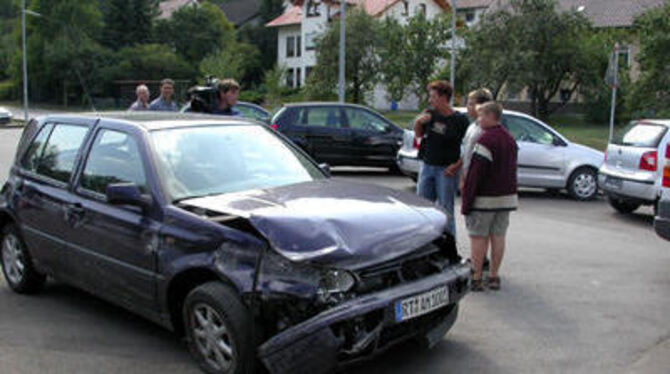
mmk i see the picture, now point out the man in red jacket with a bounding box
[462,102,518,291]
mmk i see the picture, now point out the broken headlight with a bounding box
[318,269,356,301]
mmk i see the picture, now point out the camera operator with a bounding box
[211,79,241,116]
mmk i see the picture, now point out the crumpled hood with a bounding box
[180,180,446,269]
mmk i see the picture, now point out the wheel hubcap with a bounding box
[2,234,25,285]
[573,173,596,198]
[191,303,235,371]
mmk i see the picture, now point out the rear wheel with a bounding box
[183,282,256,374]
[1,224,46,293]
[608,196,641,214]
[567,167,598,201]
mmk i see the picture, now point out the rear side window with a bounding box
[80,129,147,195]
[295,107,346,128]
[613,122,668,148]
[35,124,89,183]
[21,123,54,172]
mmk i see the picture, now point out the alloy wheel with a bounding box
[2,233,25,285]
[573,172,597,199]
[191,303,236,372]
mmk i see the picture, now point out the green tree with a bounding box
[237,0,285,83]
[101,0,158,49]
[263,64,286,109]
[377,18,408,104]
[199,42,261,82]
[629,2,670,117]
[106,43,195,80]
[154,1,235,64]
[306,8,379,104]
[458,0,598,120]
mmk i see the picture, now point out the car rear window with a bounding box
[613,122,668,148]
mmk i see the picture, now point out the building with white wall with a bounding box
[267,0,451,110]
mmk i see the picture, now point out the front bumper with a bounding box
[655,199,670,241]
[396,151,420,178]
[258,263,470,374]
[598,168,658,202]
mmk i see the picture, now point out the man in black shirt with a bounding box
[211,79,241,116]
[414,80,469,236]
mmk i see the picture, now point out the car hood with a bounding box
[180,180,446,269]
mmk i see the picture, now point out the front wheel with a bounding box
[608,196,641,214]
[1,224,46,293]
[567,167,598,201]
[183,282,256,374]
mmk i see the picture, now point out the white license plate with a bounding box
[394,286,449,323]
[605,176,623,189]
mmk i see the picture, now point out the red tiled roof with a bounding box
[269,0,451,27]
[266,5,302,27]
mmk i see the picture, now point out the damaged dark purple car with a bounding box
[0,113,470,374]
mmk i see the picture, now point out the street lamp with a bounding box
[21,1,42,123]
[450,0,457,106]
[338,0,346,103]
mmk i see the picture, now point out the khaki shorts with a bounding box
[465,211,511,237]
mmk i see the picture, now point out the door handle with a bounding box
[65,203,86,227]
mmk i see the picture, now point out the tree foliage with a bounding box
[306,8,379,103]
[629,2,670,117]
[101,0,158,49]
[458,0,599,119]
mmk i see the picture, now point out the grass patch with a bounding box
[381,110,617,151]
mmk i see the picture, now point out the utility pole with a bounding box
[449,0,457,106]
[338,0,346,103]
[22,0,28,122]
[608,43,620,143]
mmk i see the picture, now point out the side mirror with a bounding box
[552,136,567,147]
[319,163,331,177]
[106,183,152,210]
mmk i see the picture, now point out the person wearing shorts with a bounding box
[461,102,518,291]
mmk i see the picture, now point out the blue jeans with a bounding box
[417,162,458,236]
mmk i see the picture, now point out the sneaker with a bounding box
[471,279,485,292]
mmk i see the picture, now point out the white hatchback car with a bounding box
[599,120,670,214]
[397,109,604,200]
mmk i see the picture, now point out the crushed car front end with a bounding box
[254,237,470,374]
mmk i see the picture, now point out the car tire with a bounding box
[183,282,256,374]
[1,224,46,294]
[608,196,641,214]
[567,167,598,201]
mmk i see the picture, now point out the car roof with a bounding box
[637,119,670,127]
[282,102,377,111]
[40,111,263,131]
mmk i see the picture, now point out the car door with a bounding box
[296,106,352,164]
[504,114,566,188]
[65,126,161,314]
[345,107,402,166]
[15,122,91,279]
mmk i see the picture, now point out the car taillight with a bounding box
[413,136,421,149]
[270,123,279,131]
[639,150,658,171]
[663,144,670,187]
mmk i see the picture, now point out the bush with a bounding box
[0,80,17,100]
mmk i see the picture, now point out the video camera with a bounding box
[186,76,220,113]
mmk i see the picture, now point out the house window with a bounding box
[287,36,295,58]
[296,36,302,58]
[296,68,302,87]
[305,31,318,51]
[417,3,426,16]
[287,68,295,88]
[307,0,321,17]
[402,0,409,16]
[618,46,631,68]
[465,11,475,23]
[306,66,313,79]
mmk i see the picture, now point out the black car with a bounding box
[271,103,404,170]
[1,112,469,374]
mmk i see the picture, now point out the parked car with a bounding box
[0,106,13,124]
[180,101,272,124]
[271,103,405,170]
[0,112,470,374]
[397,109,604,200]
[654,142,670,240]
[599,120,670,214]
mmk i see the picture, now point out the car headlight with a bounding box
[319,269,356,295]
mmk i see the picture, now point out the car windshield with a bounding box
[151,124,324,202]
[613,122,668,148]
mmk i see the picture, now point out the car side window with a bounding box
[20,123,54,172]
[505,115,554,145]
[80,129,148,195]
[298,107,347,128]
[34,124,89,183]
[345,108,392,133]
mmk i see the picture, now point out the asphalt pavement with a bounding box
[0,127,668,374]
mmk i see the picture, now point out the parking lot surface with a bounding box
[0,128,668,374]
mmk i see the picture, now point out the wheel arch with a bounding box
[165,267,240,336]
